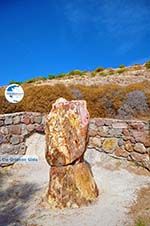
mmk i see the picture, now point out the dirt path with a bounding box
[0,133,150,226]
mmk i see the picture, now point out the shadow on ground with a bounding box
[0,173,39,226]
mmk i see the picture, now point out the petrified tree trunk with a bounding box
[45,98,98,208]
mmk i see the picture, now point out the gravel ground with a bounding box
[0,133,149,226]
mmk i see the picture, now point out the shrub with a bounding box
[99,71,107,76]
[48,74,56,79]
[117,68,126,74]
[91,71,96,77]
[9,80,22,85]
[68,70,82,76]
[57,73,67,78]
[145,60,150,69]
[25,76,47,83]
[119,64,125,68]
[95,67,104,73]
[108,69,115,75]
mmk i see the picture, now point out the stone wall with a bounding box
[0,112,149,170]
[88,118,150,171]
[0,112,45,166]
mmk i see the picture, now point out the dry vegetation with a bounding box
[0,81,150,119]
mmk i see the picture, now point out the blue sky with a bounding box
[0,0,150,85]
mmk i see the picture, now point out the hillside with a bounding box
[0,62,150,119]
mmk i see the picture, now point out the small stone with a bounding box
[118,138,124,146]
[102,138,118,153]
[0,127,9,134]
[35,124,44,133]
[0,120,4,126]
[89,137,101,148]
[8,125,21,135]
[34,116,42,124]
[0,134,4,144]
[98,126,108,136]
[95,119,105,126]
[122,128,130,136]
[27,124,35,132]
[47,162,98,209]
[5,116,13,125]
[125,141,133,152]
[130,152,149,162]
[132,131,150,147]
[10,135,20,145]
[21,115,31,125]
[108,128,122,137]
[13,115,20,124]
[112,122,127,128]
[21,124,28,136]
[130,122,144,131]
[114,148,129,158]
[134,143,146,154]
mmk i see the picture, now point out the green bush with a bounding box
[25,76,47,83]
[135,218,147,226]
[119,64,125,68]
[95,67,104,73]
[9,80,22,85]
[48,74,56,79]
[117,68,126,74]
[145,60,150,69]
[68,70,82,76]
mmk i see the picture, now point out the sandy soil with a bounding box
[0,133,150,226]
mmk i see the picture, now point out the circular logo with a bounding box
[5,84,24,103]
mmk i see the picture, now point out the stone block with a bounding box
[47,162,98,209]
[102,138,118,153]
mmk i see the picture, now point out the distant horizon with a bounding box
[0,0,150,86]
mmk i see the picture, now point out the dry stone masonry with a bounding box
[45,98,98,208]
[88,118,150,171]
[0,112,45,166]
[0,111,149,171]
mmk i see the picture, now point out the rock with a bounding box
[89,137,101,148]
[10,135,20,145]
[130,122,144,131]
[5,116,13,125]
[45,98,98,208]
[21,115,31,125]
[34,116,42,124]
[84,148,101,166]
[134,143,146,154]
[0,134,4,144]
[8,125,21,135]
[0,120,4,126]
[102,138,118,153]
[0,127,9,134]
[27,124,35,132]
[13,115,20,124]
[114,148,129,158]
[108,128,122,137]
[131,131,150,147]
[45,98,89,166]
[21,124,28,136]
[124,141,133,152]
[35,124,44,133]
[112,122,127,128]
[130,152,149,162]
[118,138,124,146]
[122,128,130,136]
[47,162,98,209]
